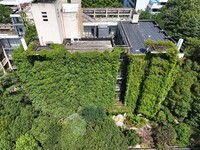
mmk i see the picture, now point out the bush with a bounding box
[153,124,177,150]
[175,123,192,147]
[122,129,140,146]
[124,114,146,128]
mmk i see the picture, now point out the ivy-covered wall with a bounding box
[125,55,149,113]
[125,41,179,117]
[13,44,121,118]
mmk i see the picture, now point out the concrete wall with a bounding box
[62,4,82,39]
[31,3,64,45]
[31,0,82,45]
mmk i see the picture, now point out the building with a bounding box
[31,0,83,46]
[147,0,168,14]
[0,0,19,11]
[29,0,182,55]
[0,34,21,71]
[82,8,136,38]
[117,20,176,53]
[123,0,150,11]
[10,13,25,36]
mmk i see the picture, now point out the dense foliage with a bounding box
[153,124,177,150]
[0,4,12,23]
[140,0,200,40]
[0,46,131,149]
[20,11,37,44]
[125,55,148,113]
[124,39,199,148]
[82,0,122,8]
[125,41,179,117]
[1,0,200,148]
[138,1,200,146]
[13,44,120,118]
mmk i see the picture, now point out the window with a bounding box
[152,9,158,12]
[42,13,48,21]
[19,28,23,32]
[160,2,166,5]
[67,0,71,3]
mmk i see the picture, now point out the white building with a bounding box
[123,0,150,11]
[0,0,18,6]
[0,0,19,11]
[147,0,168,14]
[10,14,25,36]
[31,0,83,46]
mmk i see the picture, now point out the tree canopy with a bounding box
[0,4,12,23]
[82,0,122,8]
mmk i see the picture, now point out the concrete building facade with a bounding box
[31,0,83,46]
[10,14,25,36]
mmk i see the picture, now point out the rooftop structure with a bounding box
[31,0,82,46]
[64,39,113,52]
[83,8,136,22]
[118,21,178,54]
[28,0,183,55]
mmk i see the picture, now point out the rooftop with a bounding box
[64,39,113,52]
[119,21,174,53]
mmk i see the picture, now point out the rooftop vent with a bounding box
[131,14,139,24]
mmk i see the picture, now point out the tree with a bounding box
[30,116,61,149]
[138,9,152,20]
[122,129,140,146]
[185,37,200,64]
[157,0,200,40]
[16,133,41,150]
[80,106,106,123]
[0,4,12,23]
[175,123,192,147]
[60,114,86,150]
[20,11,37,44]
[164,60,198,121]
[76,119,128,150]
[153,124,177,150]
[82,0,122,8]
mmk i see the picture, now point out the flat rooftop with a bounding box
[119,21,173,53]
[65,40,113,52]
[32,0,56,3]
